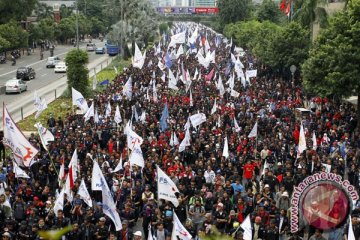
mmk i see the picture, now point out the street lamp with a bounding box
[290,65,297,81]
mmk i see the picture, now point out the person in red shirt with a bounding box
[243,160,255,184]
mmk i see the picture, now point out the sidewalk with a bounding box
[0,55,113,130]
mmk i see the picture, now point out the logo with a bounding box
[21,146,33,162]
[5,117,14,131]
[290,172,358,233]
[76,98,85,106]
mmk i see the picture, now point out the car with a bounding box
[16,67,36,80]
[46,56,61,68]
[5,79,27,94]
[54,62,67,73]
[95,47,106,54]
[86,43,96,51]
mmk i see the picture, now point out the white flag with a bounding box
[92,70,97,90]
[176,45,184,59]
[100,170,122,230]
[34,122,54,151]
[234,117,241,133]
[112,155,123,173]
[125,126,143,151]
[184,117,191,131]
[179,128,191,153]
[222,136,229,159]
[173,132,179,146]
[91,160,104,191]
[123,77,132,100]
[105,102,111,118]
[322,163,331,173]
[312,132,317,150]
[217,75,225,96]
[240,215,252,240]
[170,132,174,147]
[58,161,65,185]
[113,66,118,74]
[298,124,307,156]
[211,99,217,115]
[114,105,122,124]
[78,179,93,207]
[168,69,178,90]
[129,142,145,168]
[13,162,30,179]
[245,69,257,79]
[189,113,207,128]
[132,42,145,69]
[35,98,47,119]
[152,79,158,103]
[189,89,193,107]
[3,105,38,167]
[72,87,88,113]
[193,68,199,80]
[262,159,269,175]
[94,108,99,124]
[171,212,192,240]
[53,188,65,217]
[168,31,186,48]
[148,224,155,240]
[84,102,95,122]
[248,122,258,138]
[157,165,179,207]
[348,216,356,240]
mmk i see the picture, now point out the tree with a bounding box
[55,17,76,43]
[0,36,10,52]
[217,0,253,28]
[302,0,360,131]
[293,0,329,29]
[34,2,54,20]
[0,0,38,24]
[256,0,286,24]
[60,5,74,19]
[0,21,29,49]
[65,49,89,96]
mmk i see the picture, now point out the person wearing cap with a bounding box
[95,217,108,240]
[276,191,290,211]
[133,231,142,240]
[2,232,11,240]
[214,202,227,233]
[253,216,266,240]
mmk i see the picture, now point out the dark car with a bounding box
[16,67,36,80]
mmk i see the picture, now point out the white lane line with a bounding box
[41,73,47,77]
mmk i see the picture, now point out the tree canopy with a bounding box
[0,0,38,24]
[65,49,89,96]
[217,0,253,28]
[302,0,360,101]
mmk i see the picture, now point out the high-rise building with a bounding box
[195,0,216,6]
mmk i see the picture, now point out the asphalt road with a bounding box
[0,40,106,105]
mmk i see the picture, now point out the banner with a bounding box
[157,165,179,207]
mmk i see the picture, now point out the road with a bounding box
[0,40,106,105]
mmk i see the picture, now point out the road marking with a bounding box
[41,73,47,77]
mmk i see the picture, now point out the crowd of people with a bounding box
[0,22,359,240]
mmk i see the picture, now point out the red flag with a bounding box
[205,68,215,81]
[280,0,286,12]
[286,1,291,17]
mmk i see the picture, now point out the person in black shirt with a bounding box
[95,217,108,240]
[214,203,227,233]
[265,219,279,240]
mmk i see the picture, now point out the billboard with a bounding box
[156,7,219,14]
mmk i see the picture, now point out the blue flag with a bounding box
[160,104,169,132]
[100,79,109,85]
[165,54,172,69]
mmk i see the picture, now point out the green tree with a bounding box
[55,17,76,43]
[65,49,89,95]
[223,20,262,49]
[0,21,29,49]
[60,5,74,19]
[90,17,106,37]
[34,2,54,20]
[0,0,38,24]
[0,36,10,52]
[293,0,329,29]
[217,0,253,29]
[256,0,286,24]
[302,0,360,129]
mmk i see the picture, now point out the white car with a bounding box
[5,79,27,94]
[46,56,61,68]
[54,62,67,73]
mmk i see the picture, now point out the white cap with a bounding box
[134,231,142,237]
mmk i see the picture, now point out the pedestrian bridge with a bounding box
[39,0,75,8]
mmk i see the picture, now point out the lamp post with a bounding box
[290,65,297,81]
[76,0,80,50]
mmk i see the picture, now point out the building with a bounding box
[194,0,216,7]
[39,0,75,8]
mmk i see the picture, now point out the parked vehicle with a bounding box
[54,62,67,73]
[46,56,61,68]
[95,47,106,54]
[0,55,6,64]
[86,43,96,51]
[106,44,120,56]
[16,67,36,80]
[5,79,27,94]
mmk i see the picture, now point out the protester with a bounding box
[0,22,359,240]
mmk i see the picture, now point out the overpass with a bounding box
[39,0,75,8]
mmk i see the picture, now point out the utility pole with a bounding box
[76,0,80,50]
[120,0,124,58]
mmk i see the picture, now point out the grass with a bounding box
[18,56,131,131]
[17,98,72,131]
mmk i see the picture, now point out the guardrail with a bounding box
[0,56,113,129]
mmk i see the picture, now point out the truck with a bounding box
[106,44,120,56]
